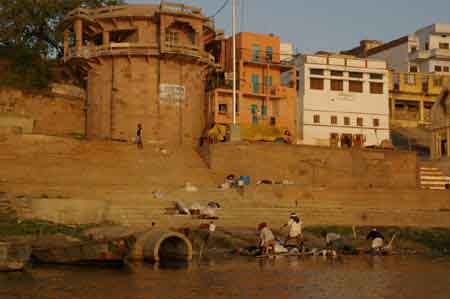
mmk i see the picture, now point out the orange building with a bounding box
[207,32,297,137]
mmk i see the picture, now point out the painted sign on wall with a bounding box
[160,84,186,105]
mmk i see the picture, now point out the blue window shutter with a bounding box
[252,74,259,93]
[266,46,273,61]
[252,44,260,61]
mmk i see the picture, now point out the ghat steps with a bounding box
[1,135,450,228]
[419,165,450,190]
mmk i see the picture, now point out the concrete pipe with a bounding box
[131,230,192,263]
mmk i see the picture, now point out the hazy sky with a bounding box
[129,0,450,53]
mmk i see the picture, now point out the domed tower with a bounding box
[61,2,220,145]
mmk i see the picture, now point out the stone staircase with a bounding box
[419,166,450,190]
[0,192,17,223]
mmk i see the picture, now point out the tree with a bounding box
[0,0,124,90]
[0,0,124,57]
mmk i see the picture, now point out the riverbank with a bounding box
[188,225,450,257]
[1,220,450,257]
[0,220,450,255]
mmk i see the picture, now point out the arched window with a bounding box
[165,21,196,46]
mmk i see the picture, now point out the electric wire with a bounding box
[210,0,231,19]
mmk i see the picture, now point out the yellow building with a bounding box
[389,72,450,128]
[207,32,297,138]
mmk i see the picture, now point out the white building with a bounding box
[368,23,450,74]
[280,42,294,62]
[296,54,390,147]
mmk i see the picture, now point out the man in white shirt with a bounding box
[281,213,303,246]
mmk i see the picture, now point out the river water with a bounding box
[1,256,450,299]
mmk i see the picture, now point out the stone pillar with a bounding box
[74,19,83,51]
[419,100,425,124]
[63,29,69,58]
[447,127,450,157]
[390,98,396,121]
[102,31,110,46]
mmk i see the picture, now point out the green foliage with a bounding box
[1,46,53,90]
[0,219,96,240]
[0,0,124,90]
[0,0,125,57]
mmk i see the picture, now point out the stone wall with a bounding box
[0,86,85,136]
[208,143,418,189]
[86,56,207,145]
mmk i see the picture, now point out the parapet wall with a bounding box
[208,143,418,189]
[0,86,85,136]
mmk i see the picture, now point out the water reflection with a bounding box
[1,256,449,299]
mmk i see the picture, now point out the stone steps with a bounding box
[0,193,17,222]
[418,166,450,191]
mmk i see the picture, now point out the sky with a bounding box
[129,0,450,53]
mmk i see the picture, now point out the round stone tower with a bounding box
[61,2,220,145]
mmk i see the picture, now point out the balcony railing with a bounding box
[409,48,450,61]
[160,2,202,16]
[64,42,215,63]
[163,42,200,56]
[390,72,450,95]
[240,49,295,67]
[65,43,160,61]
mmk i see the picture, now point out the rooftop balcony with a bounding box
[65,42,214,63]
[64,43,159,61]
[409,48,450,61]
[390,72,450,95]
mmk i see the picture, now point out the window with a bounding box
[425,42,429,50]
[435,65,442,72]
[331,115,338,124]
[166,31,179,45]
[349,72,363,78]
[344,117,350,126]
[252,44,260,61]
[370,82,384,94]
[410,46,417,53]
[373,118,380,127]
[218,103,228,114]
[267,75,273,87]
[310,69,324,76]
[370,73,383,80]
[310,78,324,90]
[261,105,267,116]
[444,66,450,72]
[330,79,344,91]
[439,42,449,50]
[357,117,363,127]
[405,73,416,85]
[349,81,363,93]
[410,65,418,73]
[252,74,260,93]
[434,77,443,87]
[265,46,273,62]
[331,70,343,77]
[313,115,320,124]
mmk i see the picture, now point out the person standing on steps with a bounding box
[136,123,143,149]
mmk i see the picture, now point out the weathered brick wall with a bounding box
[208,143,418,189]
[86,56,207,145]
[0,87,85,136]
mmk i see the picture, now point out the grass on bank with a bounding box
[0,220,96,241]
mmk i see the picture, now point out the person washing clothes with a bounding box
[281,213,303,246]
[366,228,385,252]
[258,222,276,255]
